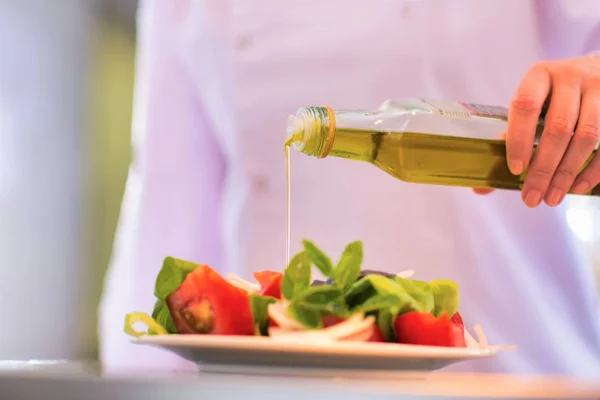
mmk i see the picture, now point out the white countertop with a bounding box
[1,360,600,400]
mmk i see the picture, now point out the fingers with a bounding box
[504,58,600,206]
[545,87,600,204]
[506,64,551,176]
[568,88,600,194]
[520,71,581,207]
[473,188,494,195]
[571,155,600,195]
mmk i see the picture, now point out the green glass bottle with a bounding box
[286,98,598,195]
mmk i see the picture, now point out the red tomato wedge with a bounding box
[268,316,279,328]
[322,316,345,328]
[165,264,255,335]
[253,270,283,299]
[451,312,464,329]
[367,325,386,342]
[394,312,466,348]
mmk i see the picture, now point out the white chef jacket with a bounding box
[100,0,600,377]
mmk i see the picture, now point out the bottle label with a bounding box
[419,99,508,120]
[460,103,509,119]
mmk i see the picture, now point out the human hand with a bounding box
[506,56,600,208]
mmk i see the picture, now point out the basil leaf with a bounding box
[302,240,334,278]
[345,275,422,316]
[352,294,405,314]
[154,305,177,334]
[344,277,377,308]
[294,286,348,316]
[151,298,162,320]
[249,294,277,336]
[377,309,395,342]
[152,299,177,333]
[430,279,459,318]
[154,257,197,300]
[395,278,435,314]
[297,286,343,305]
[287,302,322,329]
[334,241,363,288]
[363,274,403,295]
[281,251,311,300]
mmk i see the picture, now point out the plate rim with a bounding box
[133,334,497,360]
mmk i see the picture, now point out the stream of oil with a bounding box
[284,137,293,265]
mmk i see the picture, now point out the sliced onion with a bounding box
[464,327,481,349]
[269,313,375,343]
[464,323,516,351]
[343,324,375,341]
[268,328,334,343]
[227,273,260,293]
[396,269,415,279]
[313,313,374,340]
[473,324,489,347]
[267,302,306,331]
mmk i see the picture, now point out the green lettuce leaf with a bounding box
[150,257,199,334]
[154,257,197,300]
[430,279,460,317]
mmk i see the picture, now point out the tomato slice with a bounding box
[451,312,464,329]
[368,326,386,343]
[253,270,283,299]
[322,315,345,328]
[394,312,466,347]
[166,264,255,335]
[268,316,279,328]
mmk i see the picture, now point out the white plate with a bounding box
[134,335,497,377]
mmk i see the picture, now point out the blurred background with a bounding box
[0,0,137,360]
[0,0,599,363]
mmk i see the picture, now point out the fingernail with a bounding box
[545,188,564,206]
[509,159,524,175]
[473,188,494,195]
[572,181,590,194]
[523,189,542,207]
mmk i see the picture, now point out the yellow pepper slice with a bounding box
[124,312,168,337]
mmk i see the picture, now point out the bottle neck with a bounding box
[287,106,335,158]
[288,105,390,160]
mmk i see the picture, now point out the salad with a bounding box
[124,239,488,348]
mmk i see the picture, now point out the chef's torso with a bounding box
[190,0,544,277]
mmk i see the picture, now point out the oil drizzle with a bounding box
[284,137,293,265]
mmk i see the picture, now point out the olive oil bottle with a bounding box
[285,98,599,195]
